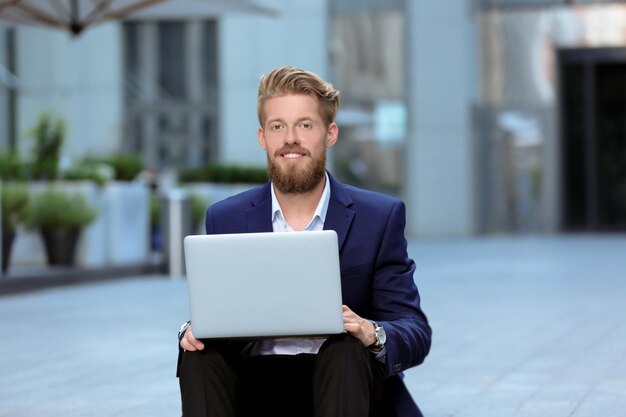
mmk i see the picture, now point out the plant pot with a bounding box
[40,227,81,266]
[2,229,16,273]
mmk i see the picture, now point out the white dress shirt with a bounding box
[250,173,331,356]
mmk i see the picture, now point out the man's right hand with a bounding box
[180,324,205,351]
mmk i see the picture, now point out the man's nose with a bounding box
[284,126,299,145]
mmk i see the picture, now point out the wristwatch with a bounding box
[369,321,386,349]
[178,321,191,342]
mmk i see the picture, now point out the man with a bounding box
[178,66,431,417]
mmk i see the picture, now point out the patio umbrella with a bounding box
[0,0,275,36]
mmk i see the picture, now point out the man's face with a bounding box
[258,94,338,194]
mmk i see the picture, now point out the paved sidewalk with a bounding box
[1,235,625,417]
[407,235,626,417]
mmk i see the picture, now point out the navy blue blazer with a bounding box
[203,174,431,417]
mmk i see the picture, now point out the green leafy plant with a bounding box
[61,160,114,187]
[189,193,209,228]
[178,164,268,184]
[1,182,29,229]
[27,112,66,180]
[84,154,144,181]
[0,150,28,181]
[22,188,98,230]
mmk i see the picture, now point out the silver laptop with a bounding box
[183,231,344,339]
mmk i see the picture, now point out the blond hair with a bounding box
[257,66,340,126]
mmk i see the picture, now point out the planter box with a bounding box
[11,181,150,268]
[104,182,150,264]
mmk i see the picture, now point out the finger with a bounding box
[180,337,197,351]
[342,305,357,320]
[344,322,360,334]
[343,309,361,322]
[344,323,370,346]
[185,329,205,351]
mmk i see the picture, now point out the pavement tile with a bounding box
[571,390,626,417]
[2,236,626,417]
[453,404,519,417]
[514,399,580,417]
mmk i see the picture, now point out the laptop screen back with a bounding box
[183,231,344,339]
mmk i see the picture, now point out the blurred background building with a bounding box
[1,0,626,238]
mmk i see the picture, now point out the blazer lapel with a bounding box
[324,174,355,252]
[246,183,273,233]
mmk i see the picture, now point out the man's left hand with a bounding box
[342,305,376,347]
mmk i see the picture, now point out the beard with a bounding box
[267,145,326,194]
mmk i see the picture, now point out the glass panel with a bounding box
[329,10,407,195]
[560,62,587,230]
[596,62,626,229]
[123,23,140,103]
[202,21,219,162]
[158,22,186,99]
[0,29,8,149]
[123,21,219,169]
[202,21,219,99]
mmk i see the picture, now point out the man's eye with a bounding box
[301,122,312,128]
[271,124,283,130]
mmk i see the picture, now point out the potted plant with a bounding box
[179,164,267,208]
[27,112,66,180]
[1,182,28,272]
[178,163,268,184]
[60,159,114,187]
[0,150,28,181]
[189,192,209,234]
[22,188,98,266]
[84,154,144,181]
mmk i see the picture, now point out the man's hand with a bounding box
[342,305,376,347]
[180,324,205,351]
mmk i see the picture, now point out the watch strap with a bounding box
[178,321,191,342]
[368,320,384,349]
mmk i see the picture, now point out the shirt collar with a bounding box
[271,172,331,228]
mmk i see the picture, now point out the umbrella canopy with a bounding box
[0,0,276,36]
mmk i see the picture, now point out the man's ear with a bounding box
[326,122,338,149]
[258,127,267,150]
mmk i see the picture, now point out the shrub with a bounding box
[22,188,98,230]
[0,150,28,181]
[84,154,144,181]
[178,164,267,184]
[189,193,209,227]
[1,182,28,229]
[61,160,114,187]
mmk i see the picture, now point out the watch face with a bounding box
[376,325,386,345]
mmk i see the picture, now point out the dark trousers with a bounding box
[179,333,387,417]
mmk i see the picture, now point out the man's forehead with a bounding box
[263,94,322,118]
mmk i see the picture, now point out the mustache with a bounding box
[274,145,310,157]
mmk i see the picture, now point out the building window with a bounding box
[123,21,219,169]
[159,22,186,99]
[329,1,407,195]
